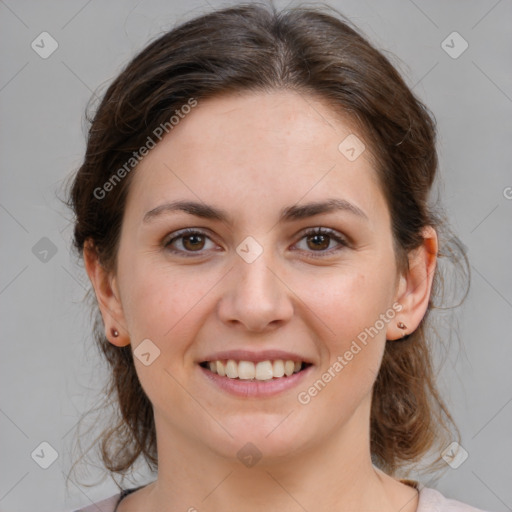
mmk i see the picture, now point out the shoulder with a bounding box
[71,485,146,512]
[72,492,122,512]
[418,486,493,512]
[71,486,494,512]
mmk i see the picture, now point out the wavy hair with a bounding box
[65,1,470,486]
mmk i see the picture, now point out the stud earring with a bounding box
[397,321,409,339]
[386,321,410,342]
[111,327,119,338]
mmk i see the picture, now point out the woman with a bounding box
[67,2,489,511]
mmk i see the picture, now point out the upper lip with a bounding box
[199,349,313,364]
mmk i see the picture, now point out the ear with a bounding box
[83,240,130,347]
[387,226,438,341]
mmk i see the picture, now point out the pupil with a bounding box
[184,235,204,251]
[309,234,329,250]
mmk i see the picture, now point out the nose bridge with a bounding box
[239,247,277,292]
[234,239,281,302]
[218,236,293,330]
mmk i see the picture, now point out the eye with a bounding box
[163,227,348,258]
[164,228,217,256]
[293,227,348,257]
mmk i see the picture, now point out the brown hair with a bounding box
[66,1,470,485]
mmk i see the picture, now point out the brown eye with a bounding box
[306,233,331,251]
[164,229,215,256]
[181,233,206,251]
[295,227,348,257]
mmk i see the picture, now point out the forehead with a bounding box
[157,90,367,161]
[126,90,386,225]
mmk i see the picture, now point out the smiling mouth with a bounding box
[199,359,312,381]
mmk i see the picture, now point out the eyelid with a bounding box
[294,227,349,256]
[163,226,349,257]
[163,227,214,245]
[163,227,219,254]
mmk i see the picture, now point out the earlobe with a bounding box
[387,226,438,341]
[83,240,131,347]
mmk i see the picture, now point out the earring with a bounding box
[386,321,410,342]
[397,321,409,339]
[111,327,119,338]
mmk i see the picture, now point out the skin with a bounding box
[85,90,437,512]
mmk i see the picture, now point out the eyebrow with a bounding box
[143,198,369,224]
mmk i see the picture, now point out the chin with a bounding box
[208,413,314,464]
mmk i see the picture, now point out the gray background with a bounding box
[1,0,511,511]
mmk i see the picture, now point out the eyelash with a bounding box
[163,227,349,259]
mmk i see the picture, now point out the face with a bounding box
[108,90,404,463]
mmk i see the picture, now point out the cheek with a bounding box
[301,267,394,393]
[294,271,390,425]
[119,260,215,406]
[119,258,219,349]
[308,268,393,341]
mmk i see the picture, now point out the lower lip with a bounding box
[199,364,313,398]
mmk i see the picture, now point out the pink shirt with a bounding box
[73,482,492,512]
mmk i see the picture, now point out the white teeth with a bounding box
[272,360,285,377]
[205,359,305,380]
[216,360,226,377]
[284,360,295,376]
[238,361,255,380]
[255,361,273,380]
[225,359,238,378]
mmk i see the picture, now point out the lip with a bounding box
[198,349,312,364]
[199,362,314,398]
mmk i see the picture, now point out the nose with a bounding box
[217,248,294,333]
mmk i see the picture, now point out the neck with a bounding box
[136,394,418,512]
